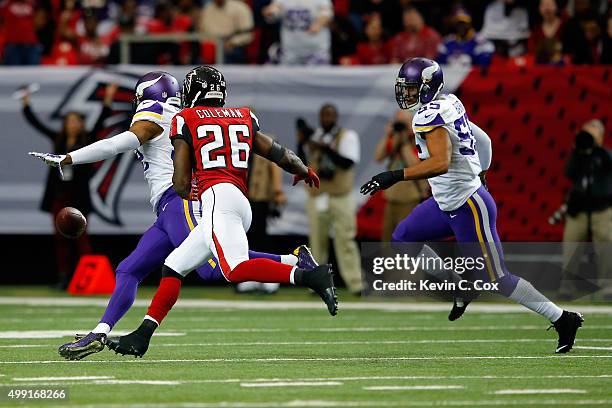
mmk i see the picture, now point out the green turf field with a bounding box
[0,287,611,407]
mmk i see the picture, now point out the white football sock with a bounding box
[144,315,160,326]
[281,254,298,266]
[508,278,563,322]
[290,266,297,285]
[92,323,111,335]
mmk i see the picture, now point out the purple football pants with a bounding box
[100,188,279,328]
[392,186,519,295]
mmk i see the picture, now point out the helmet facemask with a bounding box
[395,79,421,111]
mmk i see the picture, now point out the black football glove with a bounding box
[359,170,404,195]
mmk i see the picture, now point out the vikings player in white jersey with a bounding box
[30,72,315,360]
[360,58,583,354]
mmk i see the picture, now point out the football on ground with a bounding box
[0,286,611,407]
[55,207,87,239]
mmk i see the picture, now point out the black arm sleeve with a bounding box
[22,105,58,140]
[324,146,354,169]
[267,141,286,163]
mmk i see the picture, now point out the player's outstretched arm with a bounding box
[360,127,451,195]
[253,131,320,188]
[171,138,193,199]
[29,120,162,169]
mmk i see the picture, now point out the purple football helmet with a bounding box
[133,71,181,111]
[395,58,444,111]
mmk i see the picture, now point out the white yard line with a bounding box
[1,296,612,314]
[574,346,612,351]
[1,355,611,365]
[13,376,114,381]
[118,339,612,347]
[95,380,182,385]
[188,325,612,333]
[240,381,342,388]
[0,326,610,337]
[2,374,612,388]
[2,339,612,349]
[493,389,587,395]
[364,385,465,391]
[32,398,612,408]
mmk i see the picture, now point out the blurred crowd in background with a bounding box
[1,0,611,66]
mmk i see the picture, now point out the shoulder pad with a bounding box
[134,100,163,116]
[413,95,464,132]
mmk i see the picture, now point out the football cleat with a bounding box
[448,299,471,321]
[106,320,157,358]
[58,332,106,360]
[302,264,338,316]
[106,332,150,358]
[550,311,584,354]
[448,281,480,321]
[294,245,319,270]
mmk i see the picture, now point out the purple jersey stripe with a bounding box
[137,101,164,115]
[415,113,445,128]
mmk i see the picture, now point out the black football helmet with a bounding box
[182,65,227,108]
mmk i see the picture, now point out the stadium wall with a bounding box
[0,65,609,243]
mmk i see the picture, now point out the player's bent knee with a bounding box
[161,265,184,281]
[391,227,416,243]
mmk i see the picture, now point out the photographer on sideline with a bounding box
[374,110,429,241]
[560,119,612,299]
[299,104,363,295]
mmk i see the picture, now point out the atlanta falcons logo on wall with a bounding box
[51,70,139,225]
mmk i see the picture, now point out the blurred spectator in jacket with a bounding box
[20,84,117,288]
[263,0,333,65]
[561,0,595,61]
[535,37,567,65]
[57,0,84,44]
[77,11,109,65]
[529,0,565,54]
[350,0,404,35]
[143,1,191,64]
[572,12,606,64]
[389,6,441,63]
[437,8,494,67]
[480,0,530,57]
[374,110,429,241]
[35,3,55,58]
[560,119,612,299]
[302,104,363,294]
[1,0,43,65]
[200,0,254,64]
[355,14,391,65]
[330,13,358,64]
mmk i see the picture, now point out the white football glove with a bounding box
[28,152,66,179]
